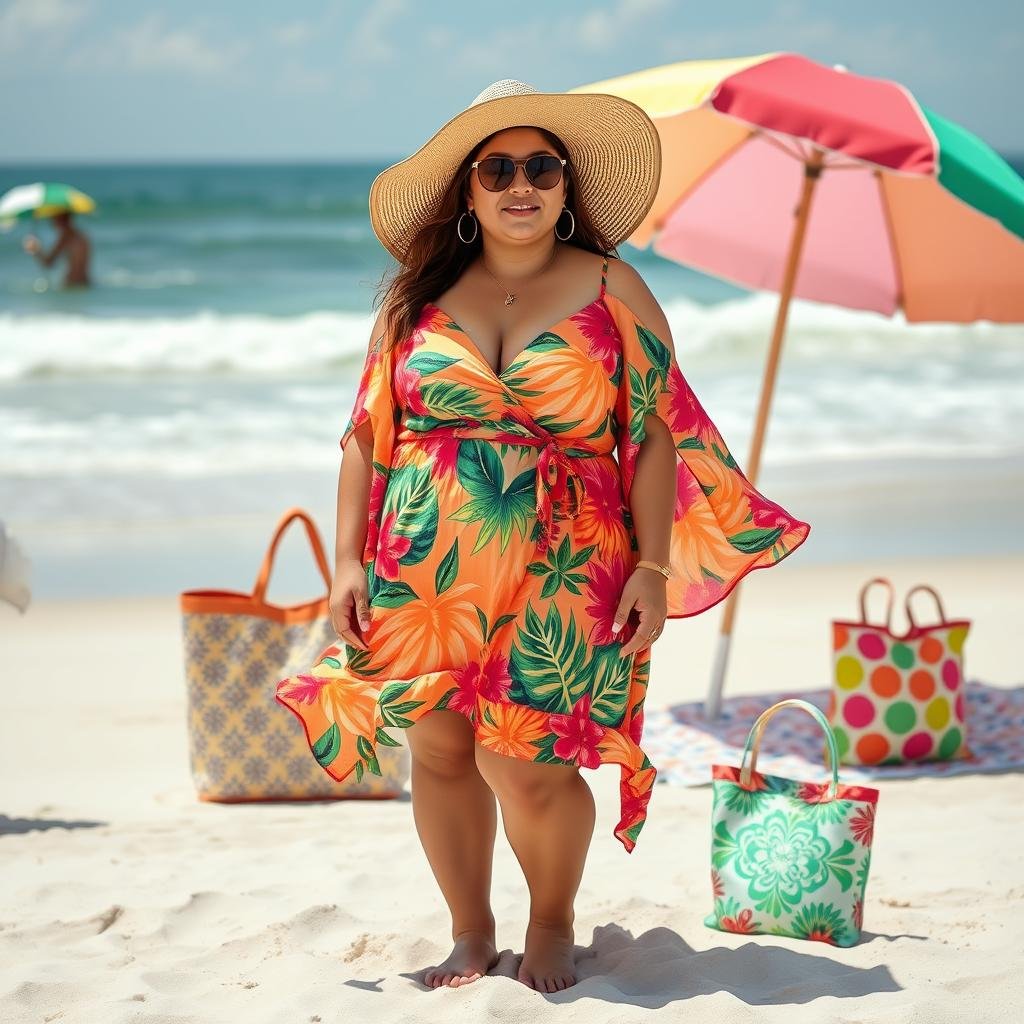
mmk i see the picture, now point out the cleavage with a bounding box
[441,298,595,377]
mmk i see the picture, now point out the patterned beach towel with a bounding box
[643,681,1024,786]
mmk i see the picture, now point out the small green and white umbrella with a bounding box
[0,181,97,226]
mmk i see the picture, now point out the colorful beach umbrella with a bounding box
[572,53,1024,717]
[0,182,97,226]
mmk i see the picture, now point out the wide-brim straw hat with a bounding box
[368,79,662,265]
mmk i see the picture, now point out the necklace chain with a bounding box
[480,244,559,306]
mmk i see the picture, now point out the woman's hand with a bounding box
[23,235,41,255]
[330,557,372,651]
[613,566,668,658]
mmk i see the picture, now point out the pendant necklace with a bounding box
[480,244,559,305]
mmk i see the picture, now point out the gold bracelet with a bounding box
[636,559,671,580]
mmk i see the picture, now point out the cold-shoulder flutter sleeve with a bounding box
[339,321,400,567]
[604,290,811,618]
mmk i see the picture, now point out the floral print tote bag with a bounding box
[180,507,409,801]
[707,698,879,947]
[828,578,971,766]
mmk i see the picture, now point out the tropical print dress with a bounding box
[276,256,811,853]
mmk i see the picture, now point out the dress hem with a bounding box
[275,665,656,854]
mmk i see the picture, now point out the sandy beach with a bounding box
[2,551,1020,1022]
[3,3,1022,1020]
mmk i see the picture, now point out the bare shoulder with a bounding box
[604,256,675,352]
[367,300,394,351]
[370,302,388,340]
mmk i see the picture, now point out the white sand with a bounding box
[1,553,1021,1022]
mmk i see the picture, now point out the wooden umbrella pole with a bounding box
[703,147,825,720]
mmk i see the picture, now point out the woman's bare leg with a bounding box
[406,710,500,988]
[474,743,596,992]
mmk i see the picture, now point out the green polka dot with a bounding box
[891,643,915,669]
[939,727,963,759]
[884,701,917,734]
[835,656,864,690]
[925,696,950,730]
[880,755,902,766]
[831,725,850,759]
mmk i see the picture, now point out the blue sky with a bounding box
[2,0,1021,162]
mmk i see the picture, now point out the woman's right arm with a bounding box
[330,306,388,650]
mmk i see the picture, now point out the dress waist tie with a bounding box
[394,421,606,554]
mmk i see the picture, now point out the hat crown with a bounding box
[368,81,661,266]
[470,79,539,106]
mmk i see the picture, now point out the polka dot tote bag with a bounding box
[828,578,971,765]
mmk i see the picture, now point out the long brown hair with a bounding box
[373,126,619,347]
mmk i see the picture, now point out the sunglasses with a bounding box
[470,155,567,192]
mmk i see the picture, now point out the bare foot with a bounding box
[517,920,577,992]
[423,928,499,989]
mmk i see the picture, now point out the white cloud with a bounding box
[274,20,313,47]
[0,0,90,56]
[579,0,671,52]
[118,14,245,75]
[347,0,409,63]
[66,12,247,77]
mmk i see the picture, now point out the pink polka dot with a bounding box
[902,732,934,760]
[857,633,887,660]
[941,659,961,690]
[843,694,876,728]
[955,691,965,722]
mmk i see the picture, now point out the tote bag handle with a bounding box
[253,507,333,604]
[739,698,840,801]
[857,576,895,630]
[904,584,949,630]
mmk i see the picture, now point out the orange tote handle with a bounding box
[253,507,333,604]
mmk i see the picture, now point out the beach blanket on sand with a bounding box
[643,681,1024,786]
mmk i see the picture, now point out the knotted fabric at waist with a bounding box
[394,419,611,553]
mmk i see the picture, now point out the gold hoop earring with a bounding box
[457,210,479,244]
[554,206,575,241]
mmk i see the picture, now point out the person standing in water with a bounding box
[23,210,92,287]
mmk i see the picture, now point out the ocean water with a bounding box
[1,160,1023,600]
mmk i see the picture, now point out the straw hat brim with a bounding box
[369,90,662,265]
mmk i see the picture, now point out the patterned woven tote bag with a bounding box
[180,506,409,802]
[828,577,971,765]
[707,698,879,947]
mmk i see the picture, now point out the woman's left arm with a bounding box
[606,260,677,657]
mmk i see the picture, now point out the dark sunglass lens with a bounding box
[526,155,563,189]
[479,157,514,191]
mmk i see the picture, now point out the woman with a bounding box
[277,80,811,993]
